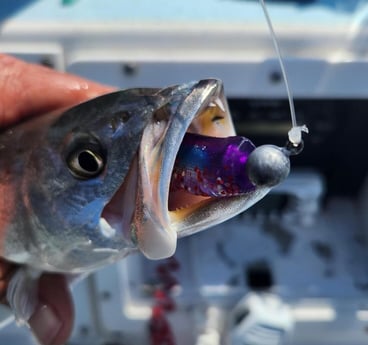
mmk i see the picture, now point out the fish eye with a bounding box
[67,144,105,179]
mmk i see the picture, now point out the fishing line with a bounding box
[259,0,308,146]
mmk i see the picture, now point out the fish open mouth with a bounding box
[131,79,269,260]
[166,82,236,215]
[102,80,269,261]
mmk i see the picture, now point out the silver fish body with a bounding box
[0,79,286,274]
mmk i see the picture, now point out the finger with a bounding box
[29,274,74,345]
[0,54,115,127]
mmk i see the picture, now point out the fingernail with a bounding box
[28,305,62,345]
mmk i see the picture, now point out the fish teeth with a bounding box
[214,98,226,112]
[208,98,225,112]
[99,217,116,238]
[173,204,191,211]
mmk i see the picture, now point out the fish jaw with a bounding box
[130,79,271,259]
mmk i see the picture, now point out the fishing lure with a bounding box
[170,133,256,197]
[170,0,308,200]
[170,129,305,198]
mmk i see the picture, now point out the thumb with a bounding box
[7,268,74,345]
[29,274,74,345]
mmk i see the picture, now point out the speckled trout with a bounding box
[0,79,292,273]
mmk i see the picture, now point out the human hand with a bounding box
[0,54,114,345]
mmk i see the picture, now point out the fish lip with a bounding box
[134,79,238,260]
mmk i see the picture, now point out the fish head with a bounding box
[4,79,280,272]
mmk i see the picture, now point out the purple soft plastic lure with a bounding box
[169,0,309,198]
[170,133,256,197]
